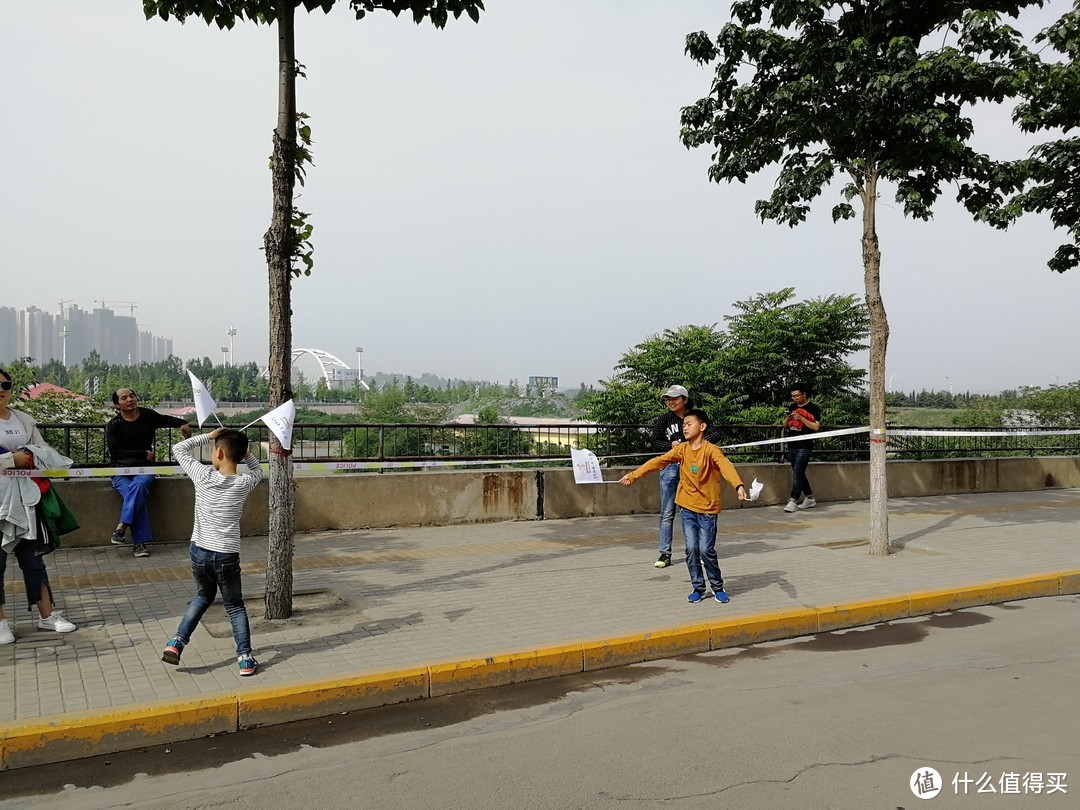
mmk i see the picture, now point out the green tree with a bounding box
[37,359,70,387]
[144,0,484,619]
[976,3,1080,272]
[584,290,868,428]
[585,325,730,427]
[475,405,500,424]
[716,288,867,407]
[461,406,534,457]
[343,382,424,457]
[681,1,1040,555]
[18,392,111,463]
[1016,382,1080,426]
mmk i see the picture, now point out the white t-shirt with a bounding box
[0,412,31,502]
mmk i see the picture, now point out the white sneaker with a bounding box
[797,497,817,510]
[38,611,76,633]
[0,619,14,645]
[783,499,798,513]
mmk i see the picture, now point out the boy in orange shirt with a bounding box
[621,409,747,603]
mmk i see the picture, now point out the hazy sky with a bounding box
[3,1,1077,394]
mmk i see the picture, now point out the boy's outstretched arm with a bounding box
[620,446,682,485]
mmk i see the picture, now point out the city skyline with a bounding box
[0,302,173,369]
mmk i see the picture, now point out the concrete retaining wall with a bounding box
[51,455,1080,547]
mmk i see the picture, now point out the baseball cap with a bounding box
[661,385,689,400]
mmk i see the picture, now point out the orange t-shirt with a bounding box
[628,441,744,514]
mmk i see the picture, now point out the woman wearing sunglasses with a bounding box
[0,368,77,644]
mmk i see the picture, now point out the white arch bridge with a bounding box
[260,348,369,391]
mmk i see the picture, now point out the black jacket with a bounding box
[650,410,723,451]
[105,408,189,465]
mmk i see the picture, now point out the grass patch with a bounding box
[887,407,960,427]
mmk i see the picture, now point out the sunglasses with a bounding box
[0,380,12,391]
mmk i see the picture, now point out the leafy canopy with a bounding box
[680,0,1042,226]
[1014,382,1080,426]
[981,2,1080,271]
[144,0,484,28]
[583,288,869,426]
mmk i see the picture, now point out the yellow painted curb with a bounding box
[238,666,428,730]
[908,584,994,615]
[987,574,1062,604]
[0,695,236,770]
[816,595,911,633]
[429,645,583,697]
[582,625,711,671]
[2,570,1076,771]
[709,608,818,650]
[1056,570,1080,595]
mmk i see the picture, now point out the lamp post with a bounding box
[60,327,69,367]
[226,327,237,366]
[355,346,364,383]
[221,346,229,367]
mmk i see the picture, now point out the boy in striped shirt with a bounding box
[162,427,264,675]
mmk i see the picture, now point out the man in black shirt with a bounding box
[105,388,191,557]
[783,383,822,512]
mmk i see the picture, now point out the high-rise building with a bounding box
[0,307,18,363]
[19,307,55,365]
[0,302,176,367]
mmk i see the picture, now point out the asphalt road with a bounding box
[4,595,1077,810]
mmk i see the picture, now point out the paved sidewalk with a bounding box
[1,489,1078,765]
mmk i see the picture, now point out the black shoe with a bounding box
[133,544,150,558]
[655,554,672,569]
[110,530,126,546]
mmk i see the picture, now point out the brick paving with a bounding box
[1,489,1078,722]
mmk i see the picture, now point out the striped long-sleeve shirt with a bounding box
[173,434,264,554]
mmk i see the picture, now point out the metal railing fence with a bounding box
[30,422,1080,468]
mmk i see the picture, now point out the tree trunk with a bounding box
[862,168,890,556]
[263,0,297,619]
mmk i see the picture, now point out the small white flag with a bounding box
[748,477,764,502]
[570,448,606,484]
[186,370,217,428]
[260,399,296,451]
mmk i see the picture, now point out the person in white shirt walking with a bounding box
[162,427,263,675]
[0,367,77,644]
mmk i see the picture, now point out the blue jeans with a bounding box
[682,509,723,594]
[175,545,252,656]
[658,463,680,555]
[789,448,813,501]
[0,536,53,610]
[111,474,155,543]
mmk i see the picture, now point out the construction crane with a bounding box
[58,299,74,317]
[95,300,140,317]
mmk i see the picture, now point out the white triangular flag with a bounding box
[748,477,764,502]
[570,448,605,484]
[260,399,296,451]
[186,370,217,428]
